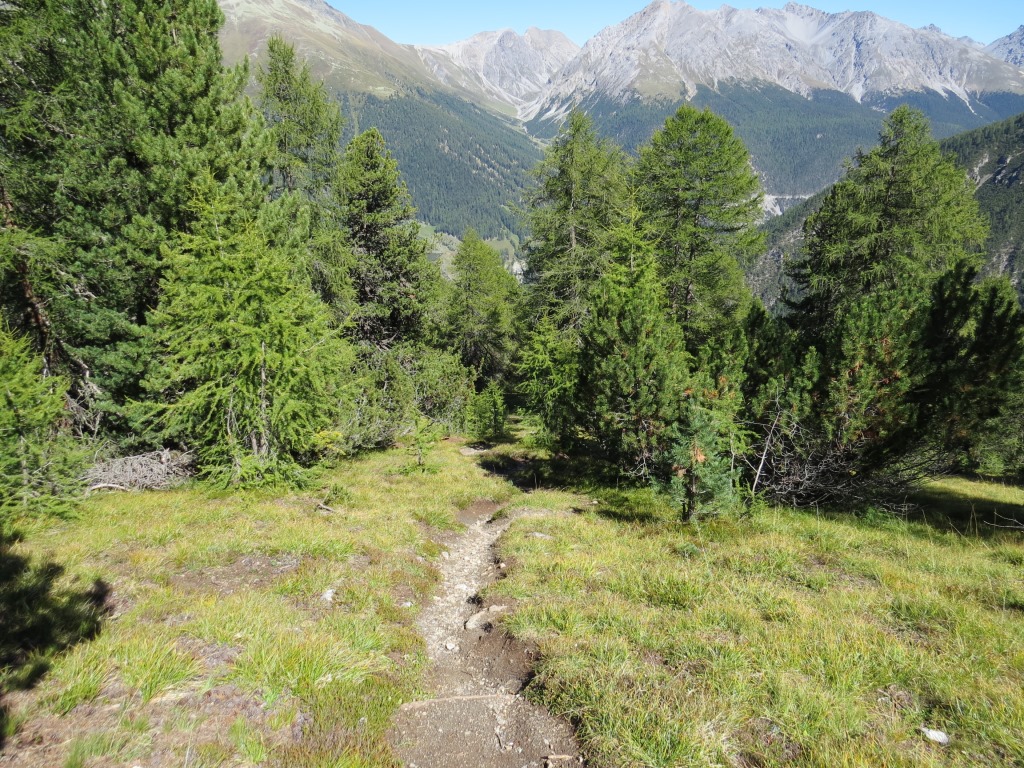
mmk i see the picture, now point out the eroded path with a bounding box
[387,500,581,768]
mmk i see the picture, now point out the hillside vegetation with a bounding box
[343,90,540,239]
[3,4,1024,767]
[3,437,1022,766]
[943,111,1024,290]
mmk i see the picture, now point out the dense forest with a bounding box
[528,84,1024,200]
[2,0,1024,524]
[341,89,537,239]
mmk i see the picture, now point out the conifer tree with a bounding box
[145,176,356,487]
[448,230,520,384]
[518,315,579,444]
[0,325,81,524]
[0,0,266,438]
[572,214,686,478]
[635,105,763,355]
[761,107,1023,504]
[523,109,627,338]
[337,129,435,349]
[788,106,988,345]
[258,36,344,201]
[256,36,352,322]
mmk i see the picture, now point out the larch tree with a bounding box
[787,105,989,345]
[635,105,764,356]
[0,0,266,440]
[522,109,627,338]
[448,229,520,385]
[145,175,356,487]
[0,325,81,524]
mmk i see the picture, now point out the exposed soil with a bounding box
[0,679,300,768]
[0,554,305,768]
[387,501,582,767]
[170,553,301,595]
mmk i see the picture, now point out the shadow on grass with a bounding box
[477,446,674,525]
[0,531,109,749]
[906,480,1024,538]
[477,449,617,493]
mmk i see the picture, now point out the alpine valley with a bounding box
[219,0,1024,235]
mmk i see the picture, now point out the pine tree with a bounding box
[764,107,1022,505]
[635,105,763,355]
[448,229,520,384]
[0,325,81,524]
[523,109,627,338]
[337,129,435,349]
[573,216,687,479]
[517,315,579,445]
[145,176,356,487]
[0,0,266,438]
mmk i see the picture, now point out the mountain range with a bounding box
[219,0,1024,237]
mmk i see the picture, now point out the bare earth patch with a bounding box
[387,501,582,767]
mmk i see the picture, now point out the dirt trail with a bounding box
[387,500,582,768]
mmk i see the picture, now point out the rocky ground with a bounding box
[387,498,582,768]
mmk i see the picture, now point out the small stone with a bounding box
[488,604,509,613]
[321,589,335,604]
[444,641,459,652]
[441,551,450,560]
[499,562,507,569]
[921,727,950,746]
[529,532,554,540]
[400,601,413,608]
[465,609,493,630]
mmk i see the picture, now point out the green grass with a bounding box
[8,428,1024,768]
[490,469,1024,767]
[2,439,516,767]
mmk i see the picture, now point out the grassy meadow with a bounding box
[2,433,1024,767]
[489,448,1024,767]
[0,439,514,767]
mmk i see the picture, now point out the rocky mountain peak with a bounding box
[528,2,1024,122]
[987,26,1024,68]
[415,28,579,117]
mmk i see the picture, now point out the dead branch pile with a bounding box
[84,450,194,492]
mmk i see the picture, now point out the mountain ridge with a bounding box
[218,0,1024,236]
[415,28,579,118]
[526,0,1024,125]
[987,25,1024,68]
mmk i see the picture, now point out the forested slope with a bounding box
[943,112,1024,290]
[753,110,1024,307]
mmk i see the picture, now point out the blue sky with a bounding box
[325,0,1022,47]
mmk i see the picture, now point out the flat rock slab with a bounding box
[389,694,580,768]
